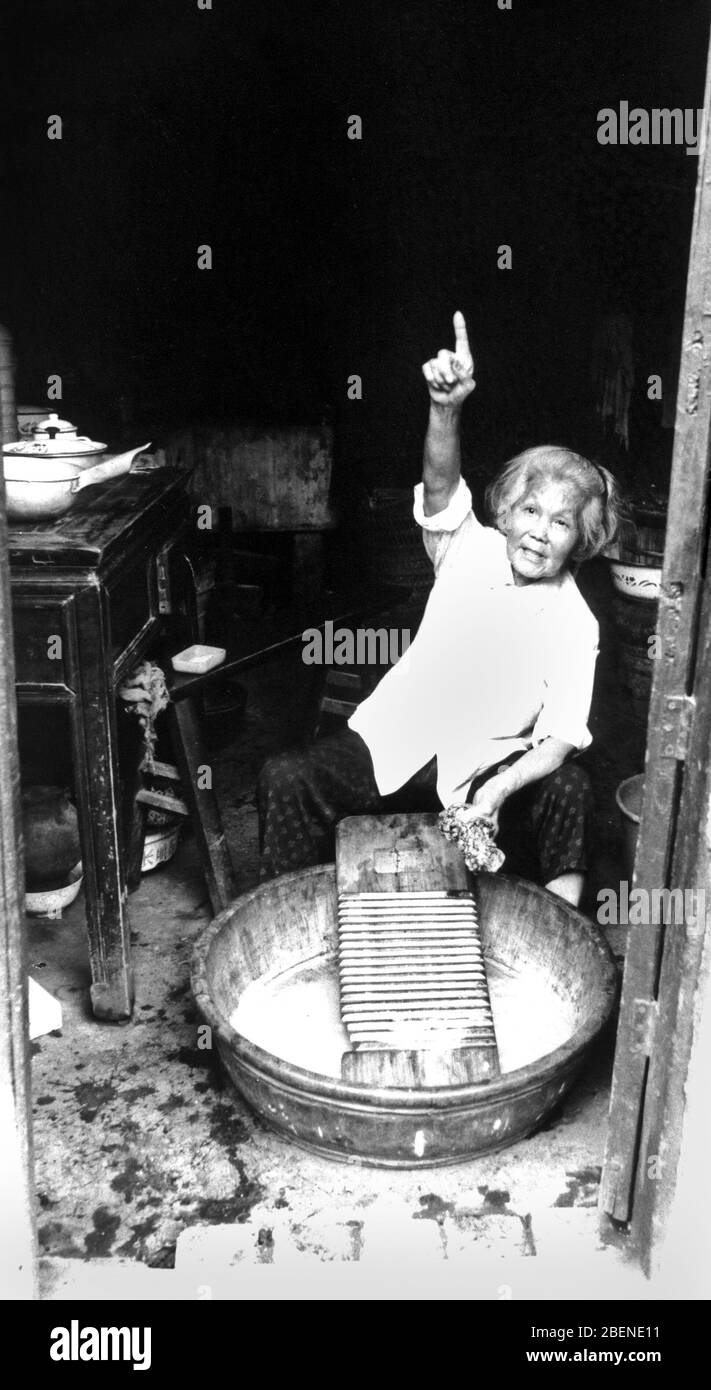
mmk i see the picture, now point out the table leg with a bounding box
[119,715,150,893]
[167,696,238,915]
[71,586,134,1021]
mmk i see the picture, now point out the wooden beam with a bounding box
[135,788,190,818]
[0,468,38,1297]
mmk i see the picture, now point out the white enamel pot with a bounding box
[4,412,108,470]
[4,443,151,521]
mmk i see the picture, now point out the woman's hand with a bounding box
[422,311,476,408]
[465,774,508,836]
[421,310,476,514]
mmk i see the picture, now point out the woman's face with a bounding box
[506,480,580,585]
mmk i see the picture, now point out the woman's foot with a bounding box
[545,871,585,907]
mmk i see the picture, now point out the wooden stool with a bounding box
[312,669,366,740]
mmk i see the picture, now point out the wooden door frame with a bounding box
[601,41,711,1271]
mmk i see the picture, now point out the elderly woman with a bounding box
[258,313,623,904]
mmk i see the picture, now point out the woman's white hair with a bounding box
[485,445,626,562]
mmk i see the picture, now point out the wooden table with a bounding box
[10,465,407,1022]
[9,470,190,1021]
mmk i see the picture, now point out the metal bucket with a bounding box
[192,865,618,1168]
[615,773,645,882]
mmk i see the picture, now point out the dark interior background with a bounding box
[2,0,709,504]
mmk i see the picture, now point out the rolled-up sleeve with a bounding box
[413,477,483,574]
[531,615,599,752]
[413,476,473,531]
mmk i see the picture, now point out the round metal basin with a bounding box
[191,866,618,1168]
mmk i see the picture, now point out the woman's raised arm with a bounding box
[421,311,476,516]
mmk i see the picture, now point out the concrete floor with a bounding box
[28,586,662,1299]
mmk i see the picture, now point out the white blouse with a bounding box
[349,476,599,806]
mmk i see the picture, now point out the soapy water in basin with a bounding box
[230,952,576,1079]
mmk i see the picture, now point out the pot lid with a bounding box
[2,413,107,456]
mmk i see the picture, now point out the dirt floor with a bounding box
[27,566,657,1298]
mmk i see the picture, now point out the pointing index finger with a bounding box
[453,310,471,360]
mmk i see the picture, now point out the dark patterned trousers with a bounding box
[257,729,593,883]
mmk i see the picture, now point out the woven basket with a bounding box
[618,520,665,567]
[357,488,433,598]
[611,594,658,726]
